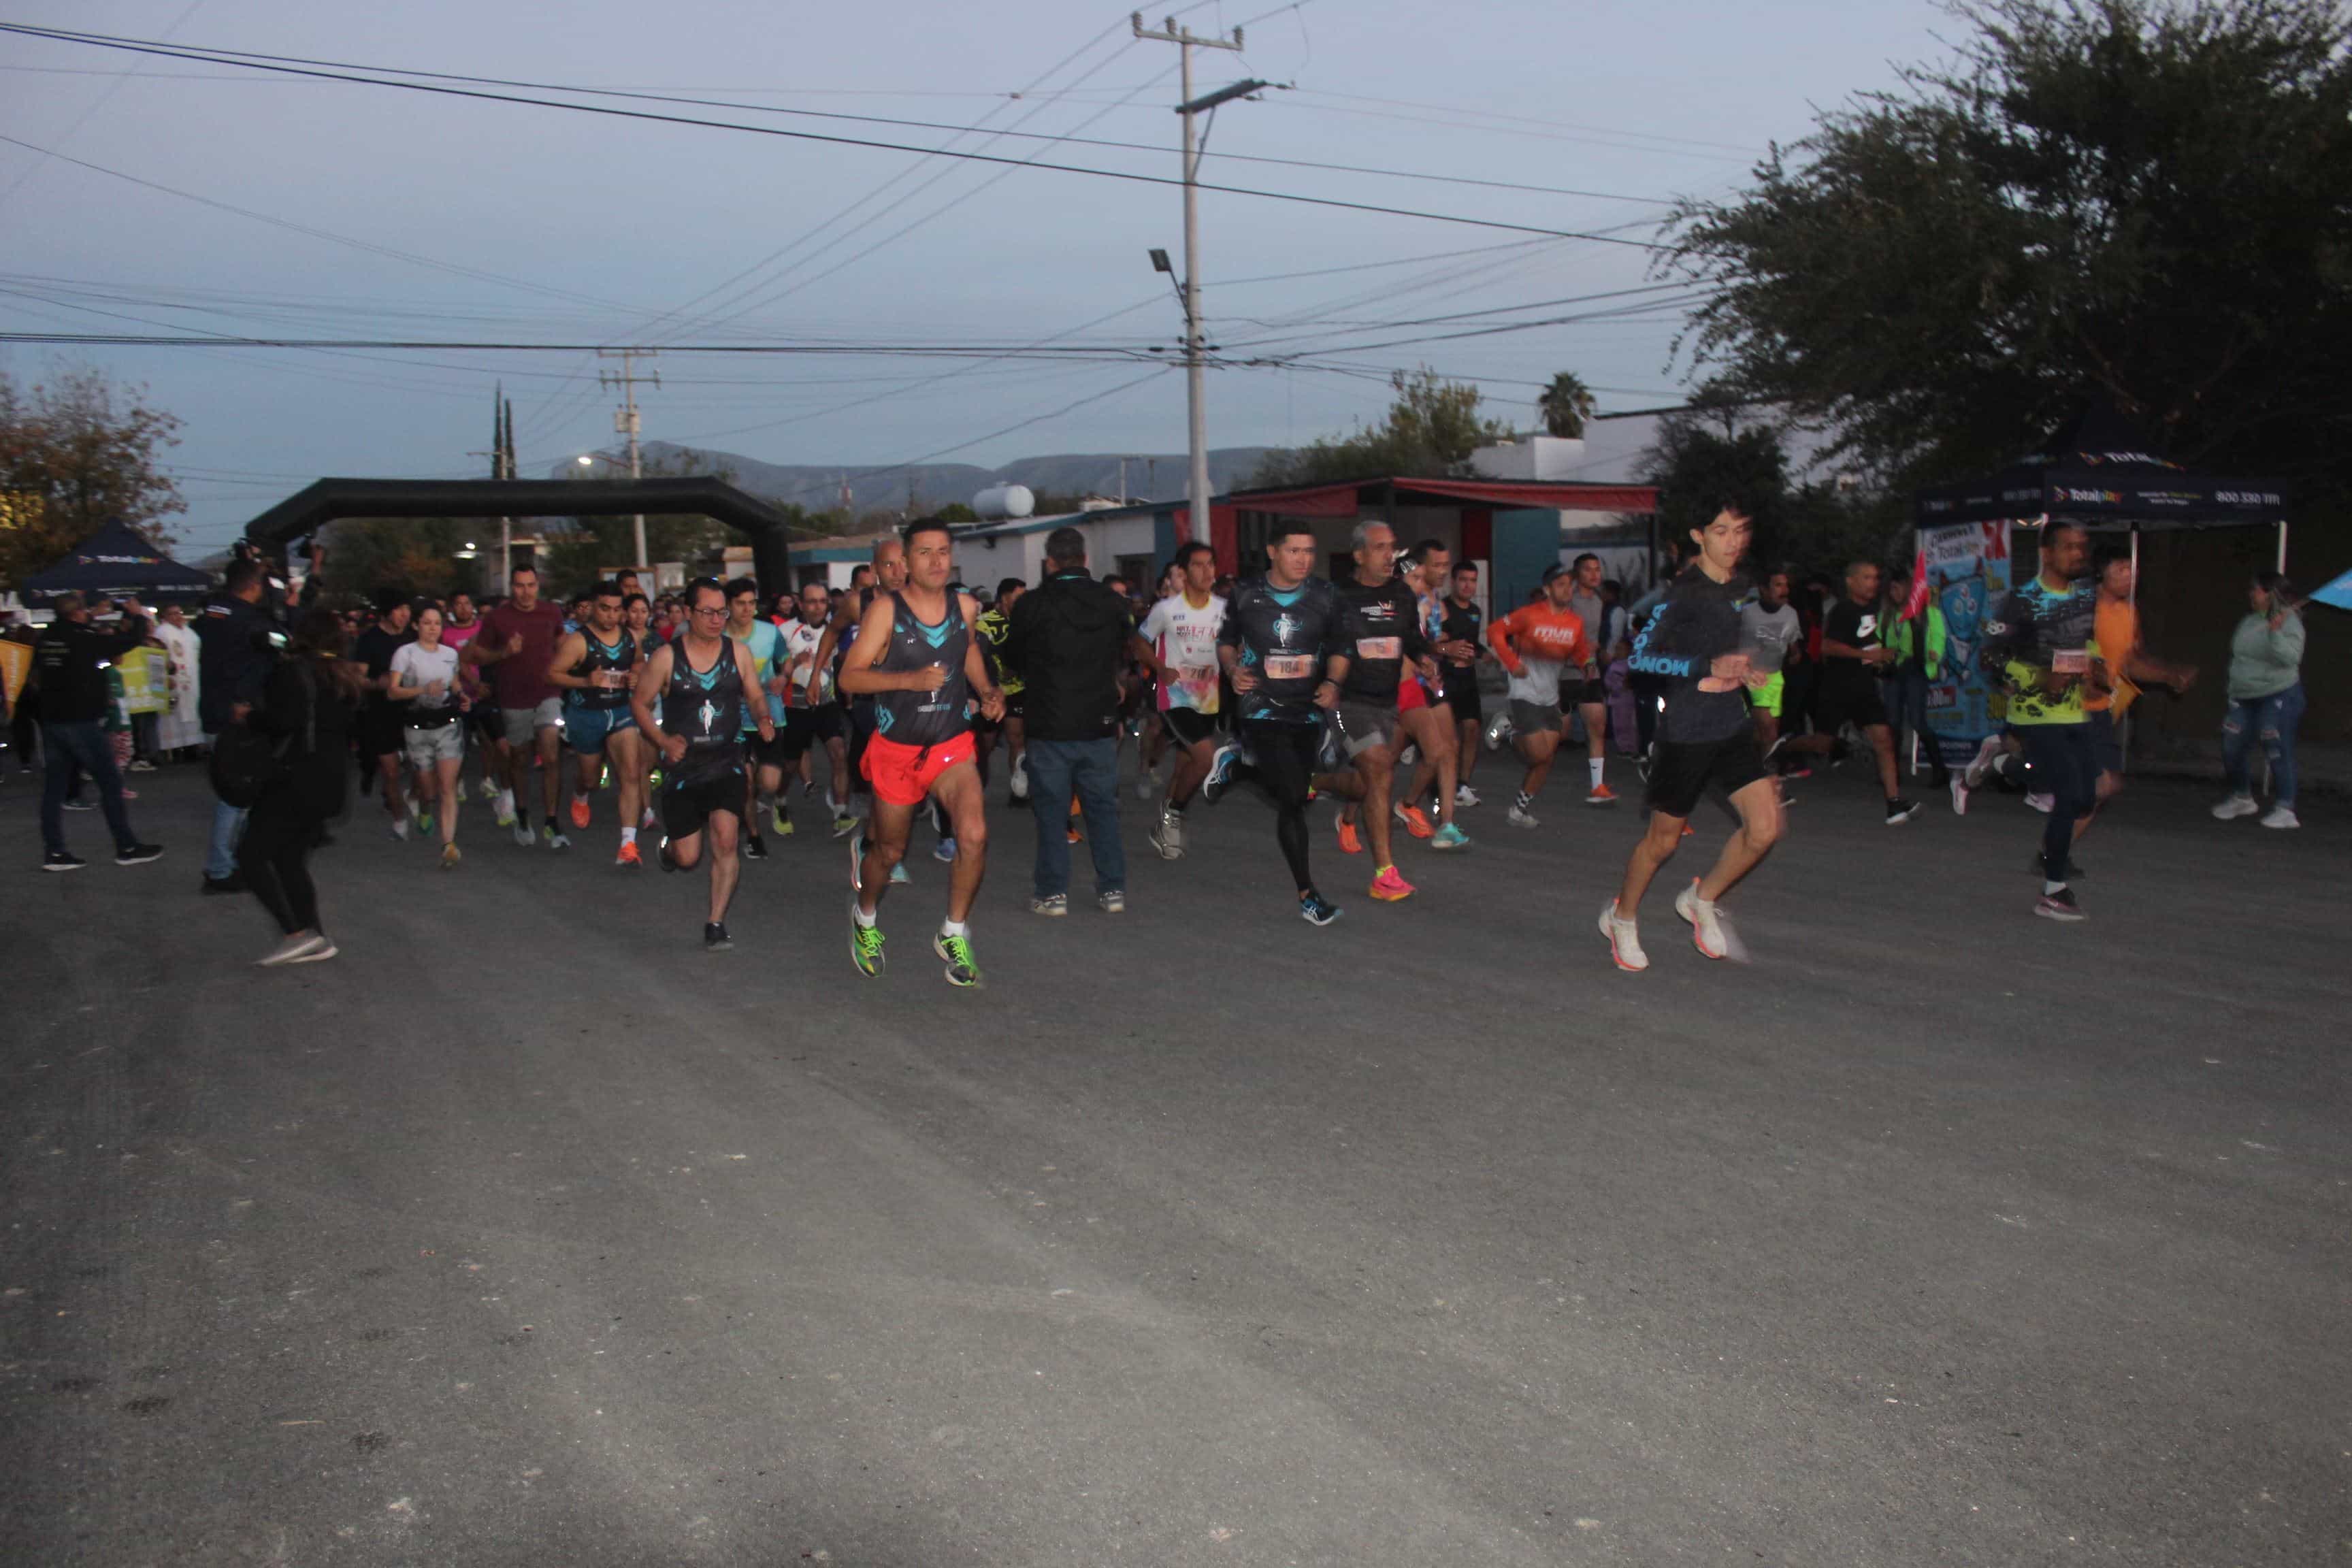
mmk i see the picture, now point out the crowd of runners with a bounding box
[16,503,2313,981]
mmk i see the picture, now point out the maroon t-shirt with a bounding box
[477,599,567,710]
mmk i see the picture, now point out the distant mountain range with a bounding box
[558,443,1277,517]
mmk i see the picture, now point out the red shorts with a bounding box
[1396,678,1428,713]
[859,730,975,806]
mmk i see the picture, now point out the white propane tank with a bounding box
[970,484,1035,521]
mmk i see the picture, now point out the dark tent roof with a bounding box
[244,478,810,589]
[20,518,214,600]
[1913,395,2285,530]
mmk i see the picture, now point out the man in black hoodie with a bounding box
[1004,526,1141,915]
[195,557,278,892]
[35,593,165,870]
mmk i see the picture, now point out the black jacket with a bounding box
[195,591,276,734]
[1004,572,1134,742]
[32,615,151,725]
[252,655,356,820]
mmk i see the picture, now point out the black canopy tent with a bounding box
[19,517,214,602]
[242,477,808,589]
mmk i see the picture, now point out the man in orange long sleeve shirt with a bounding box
[1486,563,1593,829]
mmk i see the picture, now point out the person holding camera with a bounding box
[34,593,165,871]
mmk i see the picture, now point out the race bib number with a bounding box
[2052,649,2090,675]
[1265,655,1315,680]
[1355,637,1401,661]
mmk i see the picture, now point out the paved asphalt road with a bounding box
[3,755,2346,1566]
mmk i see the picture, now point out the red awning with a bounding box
[1226,480,1365,518]
[1223,476,1658,517]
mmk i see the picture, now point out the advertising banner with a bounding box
[1920,521,2012,762]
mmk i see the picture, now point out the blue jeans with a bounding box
[40,720,137,856]
[2222,683,2304,807]
[1024,736,1126,899]
[201,733,248,879]
[1884,668,1950,783]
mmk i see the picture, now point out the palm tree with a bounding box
[1537,372,1597,440]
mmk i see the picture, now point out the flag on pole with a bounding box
[1901,540,1931,621]
[2310,566,2352,612]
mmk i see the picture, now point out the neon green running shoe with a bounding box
[933,930,982,989]
[848,902,885,977]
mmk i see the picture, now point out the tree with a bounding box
[1662,0,2352,509]
[1639,400,1908,581]
[0,363,184,588]
[1537,371,1597,440]
[1252,368,1512,487]
[314,517,476,600]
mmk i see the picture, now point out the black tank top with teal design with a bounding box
[870,590,970,750]
[569,628,637,711]
[663,636,746,782]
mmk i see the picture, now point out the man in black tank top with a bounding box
[628,578,774,951]
[836,519,1004,988]
[546,581,649,866]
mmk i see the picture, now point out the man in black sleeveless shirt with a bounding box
[629,578,774,951]
[837,518,1004,987]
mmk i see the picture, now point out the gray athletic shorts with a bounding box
[403,719,463,768]
[1509,698,1564,735]
[1334,699,1399,759]
[500,696,564,747]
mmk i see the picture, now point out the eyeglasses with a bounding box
[690,605,728,619]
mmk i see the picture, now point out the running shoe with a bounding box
[569,797,591,831]
[414,808,433,836]
[2211,794,2260,821]
[1454,785,1481,808]
[494,798,517,829]
[1369,864,1414,902]
[642,806,659,831]
[1008,754,1029,804]
[1098,889,1126,914]
[1298,890,1342,926]
[1586,782,1620,806]
[704,921,734,953]
[1393,802,1435,839]
[61,798,95,811]
[615,840,641,868]
[389,817,411,843]
[441,843,463,870]
[1429,821,1471,851]
[284,939,338,965]
[934,931,982,987]
[542,825,572,849]
[257,931,329,966]
[1949,775,1970,815]
[1336,815,1363,855]
[658,837,680,872]
[1134,773,1156,802]
[1066,822,1083,845]
[2025,791,2055,814]
[772,803,790,837]
[848,905,886,976]
[1482,712,1513,752]
[934,836,958,864]
[1963,734,2005,789]
[42,851,86,872]
[1673,880,1730,960]
[1599,900,1648,973]
[2034,887,2087,922]
[1884,798,1922,825]
[832,813,858,839]
[1149,811,1185,860]
[744,832,769,861]
[455,780,470,804]
[114,843,164,866]
[127,757,157,774]
[1029,893,1068,917]
[1200,741,1243,805]
[1507,804,1539,830]
[2261,805,2300,830]
[512,820,534,848]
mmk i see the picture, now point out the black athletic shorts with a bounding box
[1645,725,1767,819]
[1440,670,1481,723]
[359,707,404,761]
[774,708,821,762]
[663,767,744,843]
[1162,706,1217,749]
[1561,675,1607,709]
[751,726,798,769]
[1813,678,1889,734]
[811,704,846,742]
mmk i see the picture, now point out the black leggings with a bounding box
[240,796,324,935]
[1241,719,1324,894]
[2021,725,2095,881]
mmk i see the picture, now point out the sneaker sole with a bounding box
[1599,904,1648,973]
[2034,902,2087,923]
[932,935,981,988]
[1675,887,1729,960]
[848,915,885,977]
[1149,832,1183,860]
[44,862,86,872]
[284,942,338,964]
[1369,885,1413,902]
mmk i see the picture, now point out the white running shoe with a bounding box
[1949,775,1970,815]
[2212,794,2260,821]
[1482,711,1514,753]
[2260,804,2300,830]
[1134,773,1156,802]
[1149,811,1185,860]
[1963,734,2004,790]
[389,817,410,842]
[542,826,572,850]
[1008,754,1029,803]
[454,779,470,804]
[1599,900,1648,973]
[512,821,535,847]
[2025,791,2055,814]
[1454,785,1481,808]
[1507,804,1539,830]
[1673,879,1730,960]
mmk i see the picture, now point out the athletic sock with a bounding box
[941,917,969,938]
[621,826,637,847]
[1515,790,1533,811]
[1588,757,1604,788]
[2042,879,2065,896]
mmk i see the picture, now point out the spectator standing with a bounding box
[33,592,165,871]
[196,558,277,894]
[153,602,203,755]
[1004,525,1137,915]
[1880,565,1953,795]
[2212,571,2306,830]
[242,608,365,964]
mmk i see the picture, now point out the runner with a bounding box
[1203,523,1354,925]
[627,578,773,950]
[350,590,415,840]
[1774,561,1921,823]
[1601,503,1782,972]
[1979,522,2102,920]
[465,564,569,848]
[813,549,906,845]
[1435,558,1488,804]
[1561,553,1622,804]
[2075,546,2195,833]
[1392,540,1471,849]
[973,576,1030,802]
[1741,566,1803,796]
[710,578,781,862]
[1484,564,1594,829]
[387,604,467,868]
[836,519,1004,986]
[773,580,834,835]
[1320,521,1445,902]
[1137,541,1225,860]
[546,580,648,866]
[438,590,491,804]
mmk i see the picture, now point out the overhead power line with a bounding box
[0,23,1671,250]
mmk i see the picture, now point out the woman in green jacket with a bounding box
[2212,570,2306,830]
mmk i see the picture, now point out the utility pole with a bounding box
[1133,13,1261,546]
[472,385,517,585]
[600,348,659,570]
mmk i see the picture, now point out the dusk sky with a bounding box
[1,0,1954,552]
